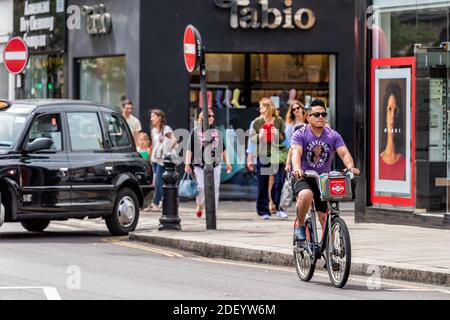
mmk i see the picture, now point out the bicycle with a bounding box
[292,169,355,288]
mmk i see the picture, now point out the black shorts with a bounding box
[291,178,328,213]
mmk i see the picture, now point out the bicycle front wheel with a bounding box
[326,217,351,288]
[293,218,316,282]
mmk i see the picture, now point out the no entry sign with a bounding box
[3,37,29,75]
[183,25,202,73]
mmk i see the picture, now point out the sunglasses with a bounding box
[310,112,328,118]
[208,115,215,118]
[292,107,302,112]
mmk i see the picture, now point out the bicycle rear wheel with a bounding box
[326,217,351,288]
[293,218,316,282]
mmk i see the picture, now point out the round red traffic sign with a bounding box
[183,25,202,73]
[3,37,29,75]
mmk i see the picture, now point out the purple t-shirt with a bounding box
[291,125,346,174]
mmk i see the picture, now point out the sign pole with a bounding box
[183,25,217,230]
[199,48,217,230]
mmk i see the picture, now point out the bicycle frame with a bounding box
[305,200,340,260]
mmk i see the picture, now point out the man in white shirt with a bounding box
[121,100,142,144]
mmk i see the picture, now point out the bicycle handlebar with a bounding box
[291,169,357,183]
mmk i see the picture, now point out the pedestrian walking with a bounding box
[121,100,142,144]
[149,109,176,212]
[284,100,308,172]
[250,97,287,220]
[185,109,232,218]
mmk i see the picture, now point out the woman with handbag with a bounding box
[185,109,232,218]
[148,109,176,212]
[250,97,287,220]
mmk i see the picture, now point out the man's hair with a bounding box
[121,99,133,108]
[309,99,326,109]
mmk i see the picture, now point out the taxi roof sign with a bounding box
[0,100,11,110]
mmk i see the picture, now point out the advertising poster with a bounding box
[371,58,415,206]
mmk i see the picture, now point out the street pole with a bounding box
[200,50,217,230]
[183,24,217,230]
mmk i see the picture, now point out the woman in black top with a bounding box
[185,109,232,218]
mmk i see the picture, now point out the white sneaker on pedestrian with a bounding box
[276,210,288,219]
[261,214,270,220]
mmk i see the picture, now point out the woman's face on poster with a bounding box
[386,94,399,132]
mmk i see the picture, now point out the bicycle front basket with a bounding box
[319,171,353,202]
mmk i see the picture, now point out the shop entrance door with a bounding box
[414,43,450,217]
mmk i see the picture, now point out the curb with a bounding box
[129,232,450,287]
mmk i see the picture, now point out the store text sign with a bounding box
[214,0,316,30]
[15,0,66,52]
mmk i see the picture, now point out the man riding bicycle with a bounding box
[290,99,360,242]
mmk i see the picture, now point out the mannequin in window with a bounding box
[231,88,241,108]
[215,89,224,108]
[288,89,297,105]
[223,89,233,108]
[279,91,289,109]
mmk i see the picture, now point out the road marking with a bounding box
[103,239,183,258]
[42,287,62,300]
[192,257,296,273]
[0,287,62,300]
[385,288,450,295]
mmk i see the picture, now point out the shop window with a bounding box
[189,53,336,198]
[370,3,450,214]
[21,54,65,99]
[79,56,126,109]
[0,43,8,99]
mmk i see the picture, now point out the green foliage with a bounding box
[391,18,440,56]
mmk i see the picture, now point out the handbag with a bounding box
[178,173,199,199]
[270,143,289,165]
[280,177,294,208]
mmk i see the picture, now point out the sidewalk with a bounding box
[130,201,450,287]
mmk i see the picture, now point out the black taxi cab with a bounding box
[0,100,152,235]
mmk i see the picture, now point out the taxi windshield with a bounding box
[0,112,28,149]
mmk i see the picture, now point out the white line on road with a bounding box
[0,287,62,300]
[43,287,62,300]
[386,288,450,295]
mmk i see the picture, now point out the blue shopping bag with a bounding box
[178,173,199,199]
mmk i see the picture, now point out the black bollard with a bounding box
[159,154,182,231]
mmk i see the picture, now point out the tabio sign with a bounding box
[3,37,29,75]
[214,0,316,30]
[183,25,203,73]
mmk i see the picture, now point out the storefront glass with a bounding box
[0,43,8,99]
[79,56,126,109]
[370,1,450,214]
[189,53,336,199]
[21,54,65,99]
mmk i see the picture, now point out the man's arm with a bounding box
[336,146,360,174]
[291,144,303,177]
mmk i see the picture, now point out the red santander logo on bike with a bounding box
[330,179,346,196]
